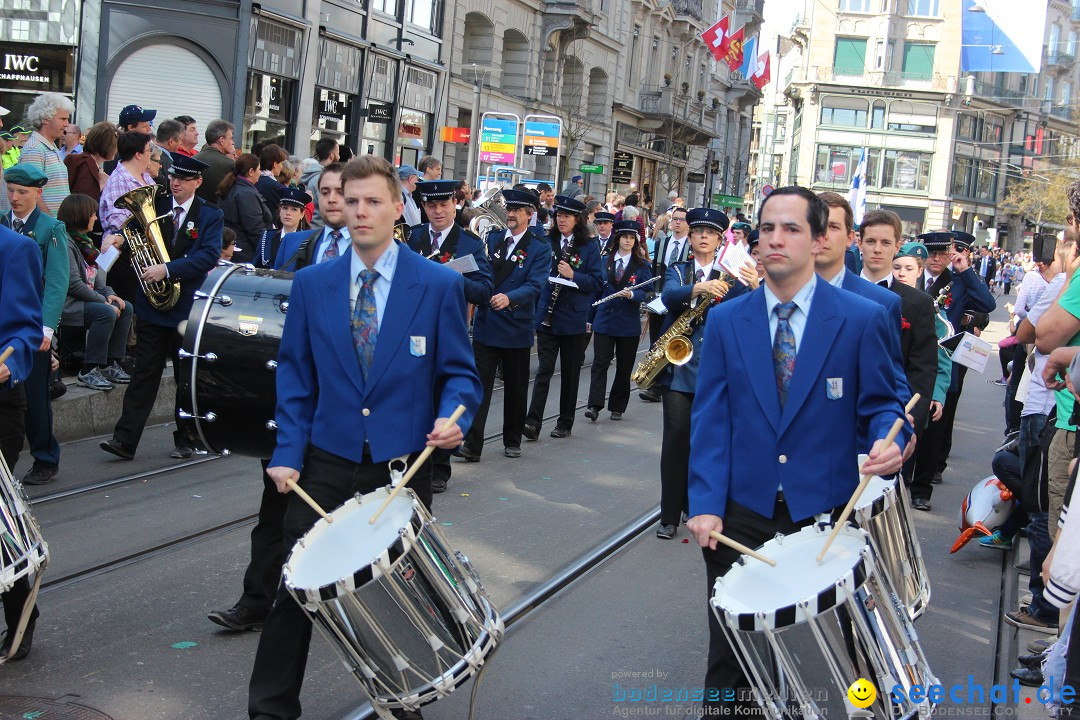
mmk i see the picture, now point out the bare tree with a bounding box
[550,41,610,189]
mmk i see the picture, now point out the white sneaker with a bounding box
[101,361,131,384]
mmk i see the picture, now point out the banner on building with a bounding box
[961,0,1048,73]
[702,17,731,62]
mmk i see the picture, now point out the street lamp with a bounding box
[463,64,491,188]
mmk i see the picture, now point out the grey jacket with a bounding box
[62,238,115,326]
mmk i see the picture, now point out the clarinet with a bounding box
[541,242,571,328]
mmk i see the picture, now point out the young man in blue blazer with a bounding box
[248,155,481,720]
[273,163,349,272]
[687,186,909,717]
[463,189,551,460]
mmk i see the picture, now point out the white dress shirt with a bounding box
[861,269,892,288]
[763,274,817,353]
[314,225,350,263]
[503,228,528,258]
[350,240,399,324]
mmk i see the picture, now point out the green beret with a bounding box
[0,131,12,140]
[5,163,48,188]
[10,126,29,135]
[896,242,928,261]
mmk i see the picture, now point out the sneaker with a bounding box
[1020,593,1033,607]
[101,361,131,384]
[656,524,676,539]
[990,378,1007,386]
[978,530,1013,550]
[1005,608,1059,634]
[77,367,114,391]
[21,462,58,486]
[1029,636,1058,653]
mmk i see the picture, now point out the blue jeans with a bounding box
[1020,413,1057,624]
[82,300,133,366]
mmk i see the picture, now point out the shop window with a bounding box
[833,38,867,76]
[463,12,494,67]
[501,30,530,98]
[882,150,931,192]
[814,145,881,187]
[820,97,869,127]
[951,156,973,196]
[871,101,885,129]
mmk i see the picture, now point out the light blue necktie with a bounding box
[352,269,379,377]
[773,302,797,407]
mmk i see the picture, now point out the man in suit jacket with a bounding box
[274,163,348,272]
[248,155,481,720]
[641,206,692,401]
[593,210,615,256]
[3,164,69,487]
[463,189,551,461]
[686,187,908,716]
[856,210,938,431]
[977,246,997,286]
[407,179,493,492]
[100,154,223,461]
[0,222,45,660]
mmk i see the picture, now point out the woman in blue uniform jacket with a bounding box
[586,221,652,421]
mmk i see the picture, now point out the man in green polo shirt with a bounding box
[19,93,74,216]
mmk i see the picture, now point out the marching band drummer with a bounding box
[686,187,909,717]
[460,189,551,462]
[585,220,652,424]
[0,222,45,660]
[655,208,746,540]
[408,178,493,493]
[248,156,481,720]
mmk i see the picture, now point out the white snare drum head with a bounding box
[712,525,869,628]
[288,490,415,591]
[852,455,895,518]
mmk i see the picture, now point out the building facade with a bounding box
[752,0,1080,249]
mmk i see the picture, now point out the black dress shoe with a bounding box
[1011,666,1043,687]
[610,411,623,421]
[1,620,34,662]
[391,709,423,720]
[522,423,539,441]
[432,478,448,494]
[456,446,481,462]
[171,446,194,459]
[100,438,135,460]
[584,407,599,422]
[639,389,661,403]
[550,426,571,439]
[208,604,266,632]
[911,497,932,512]
[21,462,58,486]
[504,447,521,458]
[931,472,943,485]
[1018,652,1047,670]
[656,524,676,539]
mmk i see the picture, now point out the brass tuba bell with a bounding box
[115,184,182,311]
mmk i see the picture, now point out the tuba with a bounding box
[468,184,508,236]
[116,184,181,311]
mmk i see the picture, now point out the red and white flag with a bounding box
[701,17,731,62]
[724,28,746,71]
[751,50,771,89]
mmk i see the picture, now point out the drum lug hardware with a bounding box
[178,349,218,363]
[279,301,289,313]
[178,409,217,423]
[194,290,233,307]
[265,420,278,430]
[265,360,278,371]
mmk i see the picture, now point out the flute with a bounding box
[591,276,661,306]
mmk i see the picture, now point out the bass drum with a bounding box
[179,264,292,458]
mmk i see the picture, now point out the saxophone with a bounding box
[115,184,181,311]
[630,270,732,391]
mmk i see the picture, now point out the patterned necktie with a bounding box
[615,258,625,281]
[431,231,441,254]
[173,207,183,234]
[352,269,379,377]
[773,302,798,408]
[321,230,342,263]
[695,268,705,282]
[668,240,681,266]
[12,218,23,234]
[562,237,570,255]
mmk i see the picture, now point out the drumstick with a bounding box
[816,416,907,563]
[369,404,467,525]
[0,347,13,368]
[285,477,334,524]
[905,392,921,415]
[709,531,777,567]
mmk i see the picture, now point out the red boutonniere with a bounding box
[627,274,637,285]
[943,292,952,309]
[183,221,198,241]
[510,247,528,268]
[901,317,911,330]
[437,251,453,264]
[568,252,582,269]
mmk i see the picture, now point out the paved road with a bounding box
[0,304,1024,720]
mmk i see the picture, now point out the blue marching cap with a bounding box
[168,154,210,178]
[416,180,458,203]
[594,211,615,223]
[916,231,955,251]
[747,229,759,248]
[279,186,312,209]
[554,195,586,215]
[119,104,156,127]
[612,220,641,238]
[687,207,730,232]
[951,231,977,251]
[501,188,539,210]
[4,163,48,187]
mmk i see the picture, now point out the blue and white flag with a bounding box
[848,147,868,226]
[739,35,758,79]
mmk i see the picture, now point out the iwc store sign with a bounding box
[0,43,74,93]
[247,72,294,122]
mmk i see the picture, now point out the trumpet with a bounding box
[592,276,660,306]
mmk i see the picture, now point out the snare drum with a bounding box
[853,464,930,620]
[711,524,937,720]
[0,461,48,592]
[284,486,503,713]
[179,264,292,457]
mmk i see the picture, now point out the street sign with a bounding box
[612,151,634,184]
[712,194,743,209]
[761,184,774,196]
[440,126,471,143]
[523,117,561,157]
[687,172,705,183]
[479,115,518,164]
[579,164,604,174]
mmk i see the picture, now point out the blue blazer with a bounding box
[136,196,223,327]
[838,271,911,411]
[534,236,603,335]
[0,225,43,387]
[274,227,322,272]
[591,254,651,338]
[658,262,747,393]
[689,280,910,522]
[472,229,551,349]
[270,248,483,470]
[407,223,494,307]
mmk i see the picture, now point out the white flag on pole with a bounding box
[848,147,868,226]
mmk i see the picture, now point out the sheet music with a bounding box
[97,245,121,273]
[714,241,752,284]
[548,276,579,288]
[444,254,479,274]
[645,297,668,314]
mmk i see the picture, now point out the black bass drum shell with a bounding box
[180,264,292,458]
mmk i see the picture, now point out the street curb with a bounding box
[52,375,178,443]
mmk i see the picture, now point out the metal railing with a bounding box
[669,0,702,20]
[735,0,765,16]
